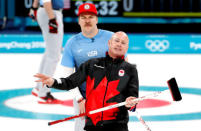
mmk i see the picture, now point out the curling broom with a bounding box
[48,77,182,126]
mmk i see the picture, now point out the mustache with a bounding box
[84,23,92,27]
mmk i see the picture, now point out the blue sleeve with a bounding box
[61,38,75,68]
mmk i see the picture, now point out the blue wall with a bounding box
[0,33,201,54]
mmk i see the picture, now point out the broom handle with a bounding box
[48,90,168,126]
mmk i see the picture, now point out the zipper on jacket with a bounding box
[101,61,114,124]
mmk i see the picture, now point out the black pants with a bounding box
[85,123,128,131]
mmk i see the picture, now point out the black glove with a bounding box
[29,7,38,21]
[49,18,58,33]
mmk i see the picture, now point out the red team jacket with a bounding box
[51,53,139,128]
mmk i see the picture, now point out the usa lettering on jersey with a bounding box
[87,51,98,57]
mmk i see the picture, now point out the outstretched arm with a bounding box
[43,0,55,19]
[34,72,76,90]
[33,0,39,8]
[34,60,90,91]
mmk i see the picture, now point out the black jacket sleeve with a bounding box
[126,65,139,112]
[51,60,90,91]
[127,65,139,98]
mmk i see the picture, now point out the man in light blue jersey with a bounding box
[29,0,64,103]
[59,3,115,131]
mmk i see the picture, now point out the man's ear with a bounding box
[96,16,98,24]
[108,40,111,47]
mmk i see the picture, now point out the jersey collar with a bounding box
[80,29,103,41]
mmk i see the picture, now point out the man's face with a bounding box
[78,12,98,34]
[108,32,129,58]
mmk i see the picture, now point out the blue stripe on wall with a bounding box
[1,34,201,53]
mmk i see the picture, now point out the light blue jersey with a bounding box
[61,29,113,98]
[40,0,64,10]
[62,29,113,68]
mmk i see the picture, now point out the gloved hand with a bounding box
[49,18,58,33]
[29,7,38,21]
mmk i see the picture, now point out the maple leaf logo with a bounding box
[85,76,120,125]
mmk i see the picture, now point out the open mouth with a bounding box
[114,48,121,51]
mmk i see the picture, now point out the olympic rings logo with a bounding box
[145,40,170,52]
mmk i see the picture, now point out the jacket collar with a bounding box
[105,52,125,63]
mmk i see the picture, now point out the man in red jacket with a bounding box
[35,31,139,131]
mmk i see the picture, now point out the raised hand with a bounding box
[34,73,54,87]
